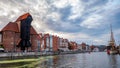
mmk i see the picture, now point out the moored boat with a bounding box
[106,24,118,55]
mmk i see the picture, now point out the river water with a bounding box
[37,52,120,68]
[0,52,120,68]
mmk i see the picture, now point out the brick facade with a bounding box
[0,13,39,52]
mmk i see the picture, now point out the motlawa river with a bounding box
[0,52,120,68]
[37,52,120,68]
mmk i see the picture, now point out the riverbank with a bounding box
[0,56,53,68]
[0,51,88,59]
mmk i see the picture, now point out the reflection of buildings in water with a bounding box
[39,56,59,68]
[52,55,67,67]
[108,55,117,68]
[53,55,77,67]
[81,54,87,68]
[53,56,59,67]
[58,55,68,66]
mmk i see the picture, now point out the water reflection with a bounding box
[81,54,87,68]
[108,55,117,68]
[37,52,120,68]
[52,56,58,68]
[1,52,120,68]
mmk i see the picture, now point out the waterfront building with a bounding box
[86,45,90,51]
[0,13,80,53]
[93,47,99,52]
[59,38,69,51]
[42,34,62,52]
[90,45,95,51]
[68,41,78,51]
[53,36,59,52]
[77,44,83,51]
[81,42,87,51]
[43,34,50,51]
[49,35,53,51]
[0,13,39,52]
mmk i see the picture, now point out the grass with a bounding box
[0,59,38,64]
[0,56,53,68]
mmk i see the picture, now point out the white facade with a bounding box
[93,47,99,52]
[77,45,82,51]
[49,35,53,51]
[59,38,69,51]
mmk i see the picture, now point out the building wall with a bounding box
[53,36,59,51]
[38,33,44,51]
[50,35,53,51]
[2,31,38,52]
[30,35,38,51]
[14,33,21,52]
[43,34,50,51]
[59,39,69,51]
[69,42,78,51]
[2,31,15,52]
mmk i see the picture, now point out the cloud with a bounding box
[52,0,69,8]
[80,14,102,29]
[68,0,84,20]
[46,12,61,21]
[0,0,120,45]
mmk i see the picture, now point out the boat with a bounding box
[106,24,118,55]
[107,46,118,54]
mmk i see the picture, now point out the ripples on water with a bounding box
[37,52,120,68]
[0,52,120,68]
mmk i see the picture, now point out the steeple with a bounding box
[109,24,115,46]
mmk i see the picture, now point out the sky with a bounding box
[0,0,120,45]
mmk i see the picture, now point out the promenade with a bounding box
[0,51,86,59]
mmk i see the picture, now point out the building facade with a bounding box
[0,13,39,52]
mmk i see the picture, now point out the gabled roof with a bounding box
[1,13,38,35]
[1,22,19,32]
[1,22,38,35]
[15,13,31,22]
[30,26,38,35]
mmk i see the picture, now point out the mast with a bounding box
[110,24,115,44]
[109,24,116,50]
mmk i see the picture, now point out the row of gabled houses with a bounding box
[0,13,98,52]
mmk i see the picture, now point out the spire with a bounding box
[109,24,115,46]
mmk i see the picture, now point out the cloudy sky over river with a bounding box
[0,0,120,45]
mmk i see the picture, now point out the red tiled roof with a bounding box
[15,13,30,22]
[1,13,38,35]
[1,22,19,32]
[30,26,38,35]
[37,33,43,40]
[1,22,38,35]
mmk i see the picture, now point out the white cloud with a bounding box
[68,0,85,20]
[46,12,61,21]
[57,32,109,45]
[52,0,69,8]
[46,31,91,42]
[79,0,120,29]
[80,14,102,29]
[52,0,85,20]
[0,0,120,45]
